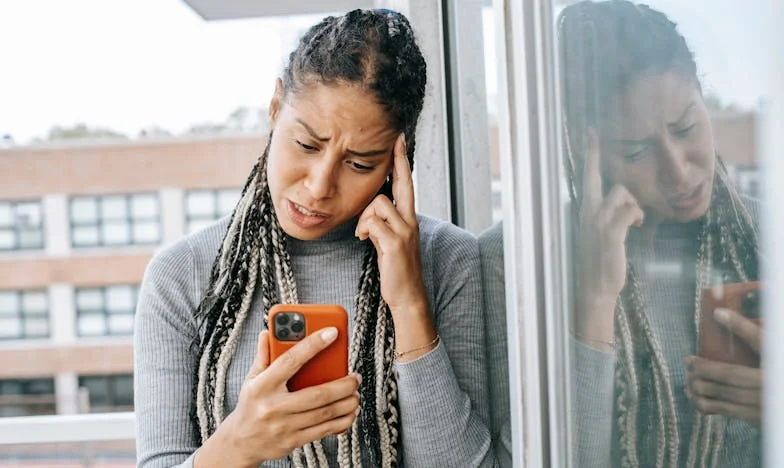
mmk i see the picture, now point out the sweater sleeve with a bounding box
[570,338,616,468]
[394,220,495,467]
[478,222,513,467]
[134,240,202,468]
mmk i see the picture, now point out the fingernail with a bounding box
[355,373,363,386]
[715,308,731,324]
[321,327,338,342]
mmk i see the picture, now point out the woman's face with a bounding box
[267,81,398,240]
[599,70,716,223]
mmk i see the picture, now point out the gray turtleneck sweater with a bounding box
[134,214,495,468]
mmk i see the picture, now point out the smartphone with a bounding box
[699,281,762,368]
[268,304,349,391]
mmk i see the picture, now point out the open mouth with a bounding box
[286,200,330,228]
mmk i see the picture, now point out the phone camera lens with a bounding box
[290,320,304,333]
[742,290,760,316]
[277,327,290,339]
[275,313,290,326]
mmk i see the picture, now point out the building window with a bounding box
[75,285,139,337]
[0,290,49,340]
[0,200,44,251]
[70,193,160,247]
[77,374,133,413]
[185,188,242,234]
[0,378,56,417]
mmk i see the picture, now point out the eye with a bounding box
[674,123,697,137]
[347,161,374,172]
[623,146,648,163]
[295,139,318,152]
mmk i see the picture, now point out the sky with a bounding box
[0,0,779,144]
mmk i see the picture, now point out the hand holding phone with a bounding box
[699,281,762,368]
[199,312,358,466]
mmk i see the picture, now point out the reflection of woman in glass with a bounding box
[134,9,494,468]
[560,1,761,466]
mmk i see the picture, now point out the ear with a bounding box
[268,78,285,128]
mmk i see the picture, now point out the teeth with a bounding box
[295,203,321,217]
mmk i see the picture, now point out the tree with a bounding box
[42,123,128,142]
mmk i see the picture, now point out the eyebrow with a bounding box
[610,102,696,146]
[295,118,390,158]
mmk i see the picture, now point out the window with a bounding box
[77,374,133,413]
[70,193,160,247]
[0,290,49,340]
[75,285,139,337]
[0,378,56,417]
[184,188,241,234]
[0,200,44,251]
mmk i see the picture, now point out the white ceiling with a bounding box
[182,0,375,20]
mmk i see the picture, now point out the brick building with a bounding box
[0,134,263,417]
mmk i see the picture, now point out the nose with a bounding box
[303,156,338,200]
[657,139,690,190]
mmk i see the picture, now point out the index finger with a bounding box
[392,133,416,225]
[261,327,339,386]
[582,129,603,212]
[714,308,762,353]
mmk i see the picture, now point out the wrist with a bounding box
[197,415,257,468]
[575,292,617,343]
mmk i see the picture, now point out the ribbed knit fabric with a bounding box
[134,214,495,468]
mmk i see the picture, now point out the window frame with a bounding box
[74,285,140,338]
[0,289,50,340]
[183,187,242,235]
[0,199,46,252]
[69,193,161,248]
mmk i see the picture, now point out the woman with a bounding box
[134,9,494,468]
[560,1,761,467]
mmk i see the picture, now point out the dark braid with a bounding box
[558,2,760,467]
[191,9,425,467]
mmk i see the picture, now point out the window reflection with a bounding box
[556,1,764,466]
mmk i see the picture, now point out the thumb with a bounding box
[246,330,270,381]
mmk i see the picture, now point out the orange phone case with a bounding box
[699,281,762,368]
[268,304,349,391]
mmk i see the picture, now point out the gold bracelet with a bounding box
[394,334,440,359]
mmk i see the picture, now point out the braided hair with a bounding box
[190,9,426,467]
[558,2,760,467]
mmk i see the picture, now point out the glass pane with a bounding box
[76,289,104,311]
[186,191,215,217]
[0,203,12,226]
[78,314,106,336]
[79,378,110,407]
[101,196,128,220]
[23,318,48,337]
[113,375,134,406]
[72,226,100,246]
[70,198,98,223]
[132,221,160,244]
[17,229,43,249]
[0,229,15,249]
[106,286,134,312]
[0,318,22,338]
[14,202,42,227]
[542,2,774,467]
[217,189,241,215]
[108,314,134,335]
[102,221,130,245]
[22,292,47,314]
[0,293,19,316]
[131,194,159,219]
[0,381,22,395]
